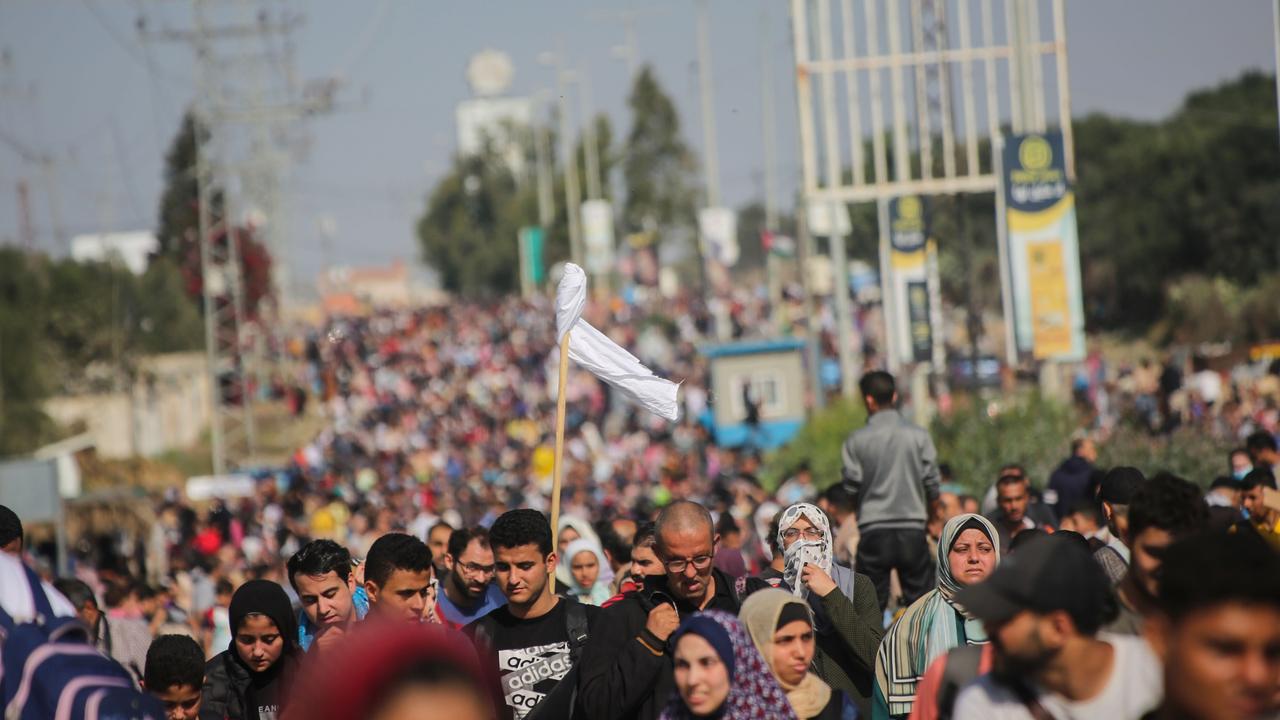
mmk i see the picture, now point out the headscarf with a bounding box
[873,513,1000,718]
[778,503,834,592]
[282,620,501,720]
[563,537,615,606]
[227,580,300,716]
[777,503,858,634]
[555,515,601,587]
[228,579,299,660]
[740,589,834,719]
[660,610,798,720]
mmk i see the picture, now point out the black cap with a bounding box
[1099,466,1145,505]
[956,534,1112,631]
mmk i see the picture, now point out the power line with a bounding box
[79,0,186,86]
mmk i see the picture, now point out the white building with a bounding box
[70,231,158,275]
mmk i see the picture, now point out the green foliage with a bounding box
[0,248,202,457]
[1073,71,1280,332]
[622,65,699,243]
[0,250,57,457]
[135,257,206,355]
[1151,273,1280,346]
[156,111,205,260]
[733,201,797,271]
[759,399,866,491]
[154,110,272,318]
[757,390,1236,500]
[416,147,541,296]
[930,394,1078,494]
[1097,425,1232,489]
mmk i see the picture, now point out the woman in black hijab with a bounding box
[201,580,300,720]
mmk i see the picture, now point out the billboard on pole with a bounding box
[889,196,932,363]
[518,226,545,287]
[698,207,739,267]
[581,200,615,275]
[1002,132,1085,361]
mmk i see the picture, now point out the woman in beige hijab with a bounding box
[740,588,855,720]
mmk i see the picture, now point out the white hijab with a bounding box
[555,515,601,587]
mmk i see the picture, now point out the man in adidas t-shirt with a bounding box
[468,509,599,720]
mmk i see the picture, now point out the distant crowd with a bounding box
[2,362,1279,719]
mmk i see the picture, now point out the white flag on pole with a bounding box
[555,263,681,421]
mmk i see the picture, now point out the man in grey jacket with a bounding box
[841,371,940,611]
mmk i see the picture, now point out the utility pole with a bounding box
[542,47,584,268]
[1273,0,1280,152]
[141,0,335,473]
[761,9,784,333]
[696,0,721,208]
[795,200,825,411]
[578,69,603,202]
[15,181,33,250]
[533,92,555,229]
[813,0,859,397]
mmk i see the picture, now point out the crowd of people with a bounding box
[1,294,1279,720]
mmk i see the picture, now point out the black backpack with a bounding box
[473,599,590,720]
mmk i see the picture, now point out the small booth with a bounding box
[701,338,808,450]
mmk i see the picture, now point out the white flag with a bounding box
[555,263,680,421]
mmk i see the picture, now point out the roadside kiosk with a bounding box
[701,338,807,450]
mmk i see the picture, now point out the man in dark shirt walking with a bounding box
[576,500,740,720]
[1047,436,1098,521]
[841,371,941,611]
[469,510,599,720]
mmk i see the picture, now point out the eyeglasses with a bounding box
[782,527,825,541]
[663,555,714,574]
[459,562,495,576]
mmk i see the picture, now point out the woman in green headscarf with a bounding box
[872,513,1000,719]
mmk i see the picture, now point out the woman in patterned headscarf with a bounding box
[660,610,798,720]
[740,588,857,719]
[873,513,1000,719]
[767,502,884,717]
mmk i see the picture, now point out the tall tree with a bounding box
[622,66,699,246]
[1073,71,1280,331]
[0,249,56,456]
[416,144,540,295]
[154,110,274,319]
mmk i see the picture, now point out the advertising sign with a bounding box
[889,196,932,364]
[518,226,545,287]
[581,200,616,274]
[698,207,739,267]
[1002,133,1086,361]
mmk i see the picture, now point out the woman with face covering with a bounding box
[661,610,798,720]
[740,589,857,720]
[564,537,616,606]
[201,580,300,720]
[872,513,1000,719]
[759,502,883,716]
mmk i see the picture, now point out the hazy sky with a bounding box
[0,1,1275,286]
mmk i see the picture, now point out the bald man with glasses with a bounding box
[576,500,744,720]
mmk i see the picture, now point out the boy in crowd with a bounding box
[364,532,435,624]
[1143,530,1280,720]
[1108,474,1208,635]
[143,634,206,720]
[287,539,369,652]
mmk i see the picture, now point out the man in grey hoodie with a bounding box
[841,370,940,611]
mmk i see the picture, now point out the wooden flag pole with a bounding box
[548,329,571,587]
